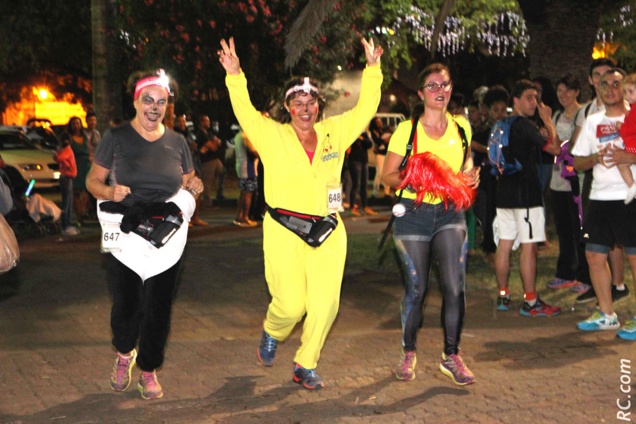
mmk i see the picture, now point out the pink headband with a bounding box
[134,69,172,100]
[285,77,320,99]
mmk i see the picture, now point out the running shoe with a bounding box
[577,311,620,331]
[439,352,475,386]
[395,350,417,381]
[571,282,591,294]
[138,371,163,400]
[612,285,630,303]
[519,298,561,317]
[257,329,277,367]
[617,318,636,341]
[109,349,137,392]
[496,296,510,311]
[293,363,325,390]
[547,278,577,290]
[576,286,596,303]
[351,206,362,217]
[363,206,377,216]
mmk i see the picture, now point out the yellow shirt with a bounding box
[225,66,383,216]
[387,113,472,204]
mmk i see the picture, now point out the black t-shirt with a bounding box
[472,126,491,167]
[495,117,547,208]
[349,132,373,163]
[195,129,223,162]
[94,123,194,207]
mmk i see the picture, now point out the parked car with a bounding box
[0,126,59,190]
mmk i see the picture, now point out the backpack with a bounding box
[488,116,521,176]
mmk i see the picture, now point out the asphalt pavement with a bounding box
[0,201,634,424]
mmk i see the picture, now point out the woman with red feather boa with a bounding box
[382,63,479,386]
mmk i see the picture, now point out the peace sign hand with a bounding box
[218,37,241,76]
[361,37,383,67]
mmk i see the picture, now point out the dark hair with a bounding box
[483,85,509,108]
[65,116,83,135]
[589,58,616,76]
[603,67,627,79]
[532,76,559,110]
[556,73,581,91]
[512,79,537,100]
[418,63,451,89]
[59,132,72,147]
[369,116,382,132]
[275,76,325,123]
[86,111,96,119]
[449,92,466,108]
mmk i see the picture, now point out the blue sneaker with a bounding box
[496,296,510,311]
[257,329,277,367]
[577,311,620,331]
[293,363,325,390]
[617,318,636,341]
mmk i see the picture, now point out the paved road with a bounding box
[0,205,634,424]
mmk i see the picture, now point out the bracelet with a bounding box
[188,189,199,196]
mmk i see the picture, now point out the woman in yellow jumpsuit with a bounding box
[219,37,383,390]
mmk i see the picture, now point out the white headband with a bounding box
[285,77,320,99]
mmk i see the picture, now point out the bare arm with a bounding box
[86,163,130,202]
[462,146,480,189]
[381,151,406,190]
[573,153,601,172]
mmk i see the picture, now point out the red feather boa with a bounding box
[397,152,476,210]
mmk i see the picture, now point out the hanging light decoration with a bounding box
[377,5,529,57]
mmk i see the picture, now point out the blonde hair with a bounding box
[624,73,636,86]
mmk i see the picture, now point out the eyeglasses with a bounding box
[422,81,452,93]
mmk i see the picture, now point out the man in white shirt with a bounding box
[572,68,636,340]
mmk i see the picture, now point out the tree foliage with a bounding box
[2,0,636,122]
[0,1,92,113]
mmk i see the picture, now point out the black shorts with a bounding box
[582,200,636,250]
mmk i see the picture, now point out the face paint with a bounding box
[291,109,296,115]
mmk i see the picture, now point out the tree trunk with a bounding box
[517,0,610,101]
[91,0,122,132]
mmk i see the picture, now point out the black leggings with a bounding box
[107,254,182,371]
[396,228,466,355]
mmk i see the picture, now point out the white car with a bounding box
[0,127,60,190]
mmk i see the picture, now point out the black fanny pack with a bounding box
[100,201,184,248]
[268,206,337,247]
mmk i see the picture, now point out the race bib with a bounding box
[327,184,342,212]
[101,222,123,253]
[596,124,620,144]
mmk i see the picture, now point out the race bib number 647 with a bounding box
[101,222,123,253]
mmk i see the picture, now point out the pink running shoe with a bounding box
[138,371,164,400]
[110,349,137,392]
[439,352,475,386]
[395,350,417,381]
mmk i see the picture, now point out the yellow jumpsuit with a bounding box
[225,65,382,369]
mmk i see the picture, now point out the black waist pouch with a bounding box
[268,206,337,247]
[100,201,184,248]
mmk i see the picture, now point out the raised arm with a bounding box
[218,37,240,76]
[361,37,383,67]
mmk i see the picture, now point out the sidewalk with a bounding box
[0,204,634,423]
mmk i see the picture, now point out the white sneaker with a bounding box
[62,226,79,236]
[625,184,636,204]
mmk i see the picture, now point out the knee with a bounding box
[271,299,306,322]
